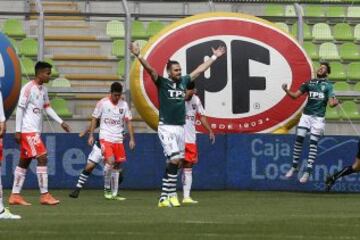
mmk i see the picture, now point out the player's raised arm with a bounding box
[282,83,304,99]
[189,46,226,81]
[129,42,158,82]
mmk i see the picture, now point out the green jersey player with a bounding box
[130,42,225,207]
[282,62,338,183]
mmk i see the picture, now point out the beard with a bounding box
[317,73,327,78]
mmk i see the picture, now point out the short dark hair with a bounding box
[35,61,52,75]
[320,62,331,75]
[110,82,123,93]
[187,81,195,90]
[166,60,180,71]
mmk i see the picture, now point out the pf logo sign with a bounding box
[130,12,312,133]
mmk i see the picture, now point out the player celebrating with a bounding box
[282,62,338,183]
[9,61,71,206]
[325,139,360,191]
[130,42,225,207]
[0,90,20,219]
[182,82,215,204]
[88,82,135,200]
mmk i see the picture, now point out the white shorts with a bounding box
[298,114,325,135]
[158,124,185,161]
[88,144,103,164]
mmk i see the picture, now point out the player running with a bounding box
[182,82,215,204]
[9,61,71,206]
[282,62,338,183]
[0,90,20,219]
[130,42,225,207]
[88,82,135,200]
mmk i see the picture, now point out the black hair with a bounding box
[166,60,180,71]
[320,61,331,75]
[35,61,52,75]
[110,82,123,93]
[187,81,195,90]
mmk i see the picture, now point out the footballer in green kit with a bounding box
[282,62,339,183]
[130,42,225,207]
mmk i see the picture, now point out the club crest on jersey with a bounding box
[321,85,326,91]
[192,104,196,110]
[119,108,124,114]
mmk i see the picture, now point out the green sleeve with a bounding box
[299,82,308,93]
[327,83,335,98]
[182,75,191,88]
[155,76,164,87]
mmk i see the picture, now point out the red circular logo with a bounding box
[130,12,312,133]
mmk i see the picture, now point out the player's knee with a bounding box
[296,128,308,138]
[85,163,96,172]
[310,134,320,145]
[352,159,360,171]
[37,155,48,166]
[183,161,193,168]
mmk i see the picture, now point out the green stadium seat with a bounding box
[2,19,25,38]
[327,6,346,18]
[333,23,354,41]
[131,20,148,39]
[303,42,319,60]
[117,60,125,77]
[328,62,346,81]
[19,38,38,57]
[285,5,296,17]
[106,20,125,39]
[264,4,284,16]
[347,6,360,18]
[50,98,73,118]
[312,23,333,41]
[134,39,148,50]
[304,5,326,17]
[339,101,360,120]
[275,22,289,33]
[319,42,340,61]
[146,21,165,37]
[339,43,360,61]
[354,24,360,42]
[325,106,340,120]
[347,63,360,81]
[333,82,350,91]
[21,78,29,86]
[354,82,360,91]
[44,58,59,77]
[50,77,71,88]
[20,57,35,76]
[111,39,125,57]
[291,23,312,41]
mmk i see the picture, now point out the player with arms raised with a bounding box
[130,42,225,207]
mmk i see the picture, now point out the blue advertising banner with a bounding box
[1,133,359,192]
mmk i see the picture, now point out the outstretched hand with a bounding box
[212,46,226,58]
[129,42,140,57]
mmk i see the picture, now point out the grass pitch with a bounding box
[0,190,359,240]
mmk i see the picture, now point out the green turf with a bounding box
[0,190,360,240]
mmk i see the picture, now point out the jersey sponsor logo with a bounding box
[309,91,325,99]
[168,89,185,99]
[0,32,21,119]
[103,118,122,126]
[131,12,312,133]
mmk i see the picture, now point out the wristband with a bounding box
[211,55,217,60]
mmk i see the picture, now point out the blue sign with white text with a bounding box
[1,133,359,192]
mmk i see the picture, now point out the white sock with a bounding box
[36,166,48,194]
[104,164,112,190]
[111,169,120,197]
[0,166,4,213]
[12,166,27,194]
[183,168,193,199]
